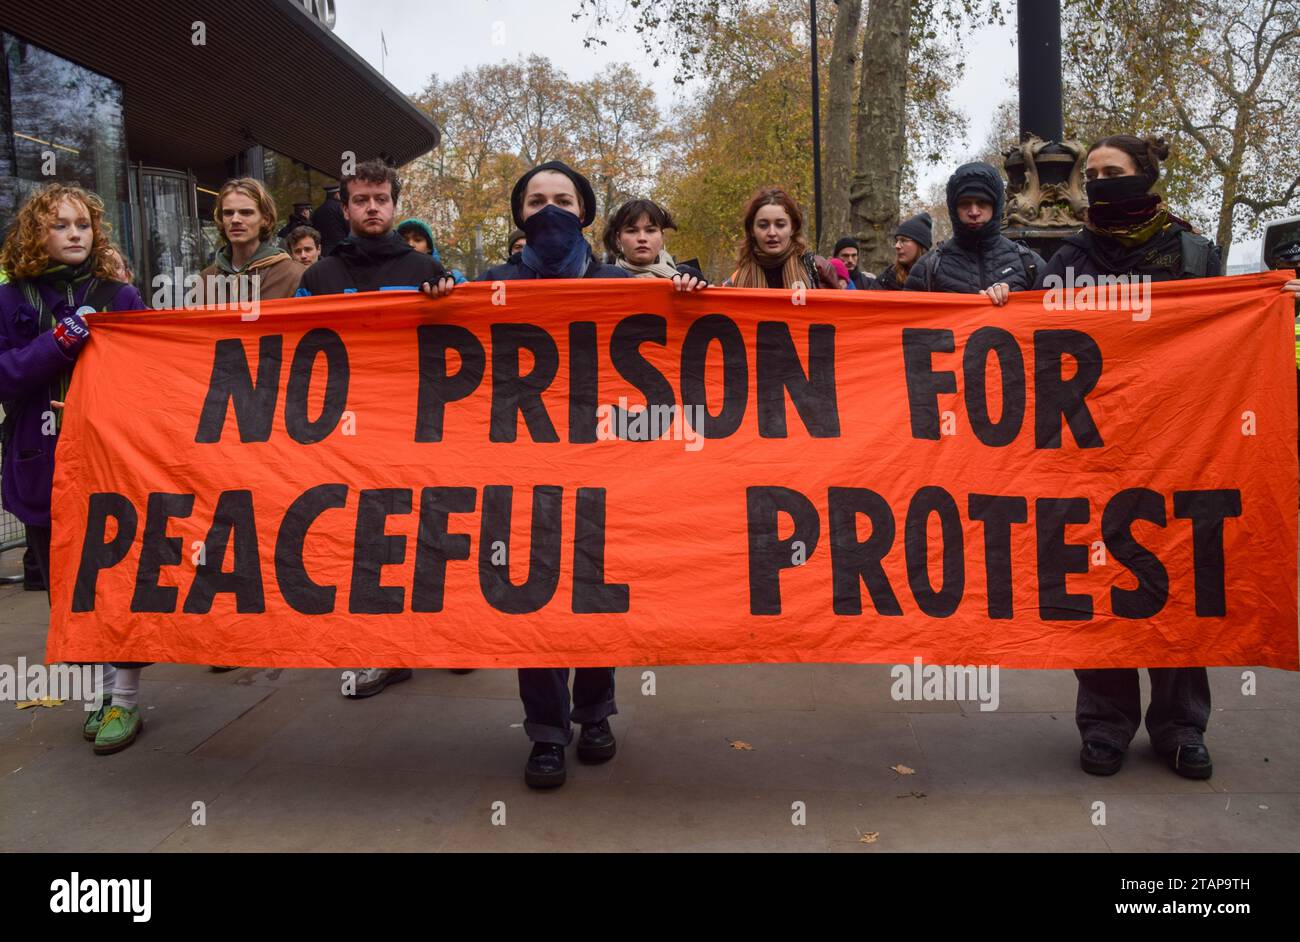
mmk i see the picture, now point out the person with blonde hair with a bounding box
[0,183,149,754]
[198,177,303,306]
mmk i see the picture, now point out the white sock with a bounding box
[111,668,142,710]
[95,664,117,703]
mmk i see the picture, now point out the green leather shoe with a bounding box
[82,698,112,741]
[93,705,143,755]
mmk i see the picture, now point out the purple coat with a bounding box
[0,278,146,525]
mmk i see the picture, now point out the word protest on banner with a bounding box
[46,275,1299,670]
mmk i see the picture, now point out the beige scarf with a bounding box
[616,249,682,279]
[731,239,808,289]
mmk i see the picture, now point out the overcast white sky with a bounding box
[333,0,1257,264]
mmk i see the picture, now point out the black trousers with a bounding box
[1074,667,1211,753]
[26,524,149,670]
[22,534,44,590]
[518,668,617,746]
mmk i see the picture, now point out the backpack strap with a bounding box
[924,244,945,291]
[1014,242,1038,287]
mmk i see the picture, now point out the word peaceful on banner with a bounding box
[46,274,1298,670]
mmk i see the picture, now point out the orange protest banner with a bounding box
[46,273,1299,669]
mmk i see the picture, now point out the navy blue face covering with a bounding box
[521,204,591,278]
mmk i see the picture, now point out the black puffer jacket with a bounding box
[297,231,444,295]
[905,162,1045,294]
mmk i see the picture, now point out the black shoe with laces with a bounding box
[1162,743,1213,780]
[525,742,566,789]
[576,718,616,764]
[1080,740,1124,775]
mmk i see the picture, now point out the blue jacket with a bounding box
[0,277,146,525]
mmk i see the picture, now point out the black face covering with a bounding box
[1085,174,1162,234]
[1085,173,1155,205]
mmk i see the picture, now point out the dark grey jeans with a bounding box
[1074,667,1210,753]
[518,668,617,746]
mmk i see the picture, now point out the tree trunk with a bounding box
[849,0,912,273]
[822,0,862,253]
[1215,115,1248,263]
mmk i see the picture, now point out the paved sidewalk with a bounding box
[1,584,1297,852]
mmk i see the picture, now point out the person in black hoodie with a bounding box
[296,159,445,701]
[1038,135,1221,782]
[905,162,1044,304]
[423,160,625,790]
[297,159,444,297]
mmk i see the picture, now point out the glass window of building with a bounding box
[0,33,131,264]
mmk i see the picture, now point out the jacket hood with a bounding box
[946,162,1005,247]
[329,230,414,262]
[396,218,447,266]
[214,240,290,274]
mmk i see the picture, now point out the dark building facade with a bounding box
[0,0,439,292]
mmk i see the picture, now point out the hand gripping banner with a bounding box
[45,273,1299,669]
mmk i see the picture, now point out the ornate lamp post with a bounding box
[1001,0,1087,259]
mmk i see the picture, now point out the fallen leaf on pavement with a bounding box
[16,698,64,710]
[890,764,915,775]
[859,831,880,844]
[727,739,753,750]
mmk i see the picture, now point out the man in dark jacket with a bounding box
[905,162,1044,304]
[297,160,444,297]
[423,160,626,790]
[832,237,873,289]
[296,159,445,701]
[875,212,932,290]
[310,184,349,256]
[277,202,313,243]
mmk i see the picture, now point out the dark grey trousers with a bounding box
[518,668,617,746]
[1074,667,1210,753]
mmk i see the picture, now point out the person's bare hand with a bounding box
[981,282,1011,306]
[1283,278,1299,295]
[672,273,708,292]
[50,399,65,411]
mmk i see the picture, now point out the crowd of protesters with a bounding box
[1,131,1299,787]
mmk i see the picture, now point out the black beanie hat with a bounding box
[511,160,597,228]
[833,236,859,255]
[895,212,933,250]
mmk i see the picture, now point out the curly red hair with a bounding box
[0,183,120,280]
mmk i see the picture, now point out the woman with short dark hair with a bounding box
[602,198,707,290]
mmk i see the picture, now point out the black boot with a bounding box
[576,718,616,763]
[1162,743,1213,780]
[1080,740,1124,775]
[525,743,566,789]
